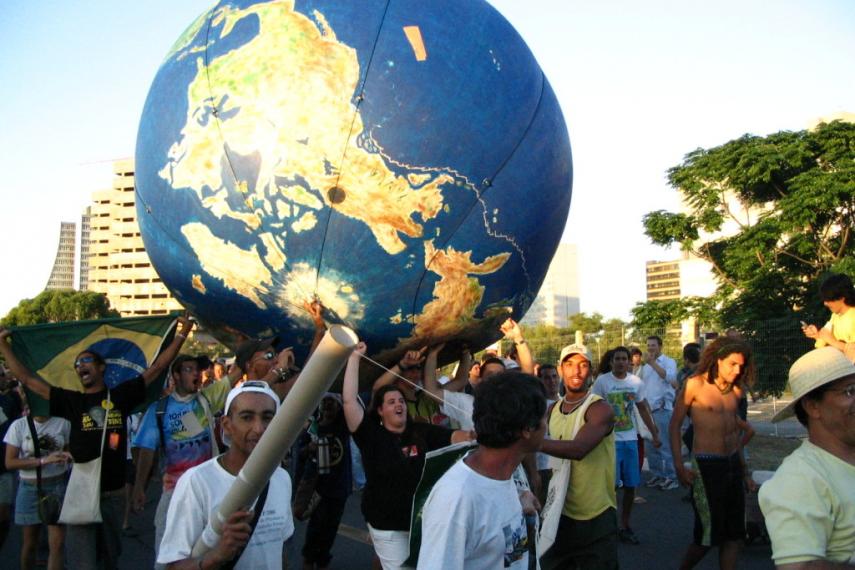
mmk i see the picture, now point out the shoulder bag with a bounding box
[59,390,110,524]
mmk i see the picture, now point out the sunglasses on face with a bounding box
[74,356,96,368]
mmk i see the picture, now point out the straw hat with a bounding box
[773,347,855,422]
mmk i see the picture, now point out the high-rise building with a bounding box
[45,222,77,290]
[78,206,91,291]
[521,243,580,328]
[645,260,681,301]
[85,158,182,316]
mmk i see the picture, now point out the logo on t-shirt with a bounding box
[401,444,420,458]
[502,516,529,567]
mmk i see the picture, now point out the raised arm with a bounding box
[540,401,614,460]
[436,348,473,394]
[142,315,194,386]
[0,327,51,400]
[501,318,533,374]
[343,342,367,433]
[372,346,426,392]
[260,347,300,401]
[304,299,326,358]
[422,343,446,401]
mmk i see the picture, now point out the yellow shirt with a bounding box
[549,394,616,520]
[816,306,855,347]
[759,440,855,565]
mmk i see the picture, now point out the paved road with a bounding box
[1,471,777,569]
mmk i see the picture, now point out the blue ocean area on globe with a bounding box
[135,0,573,371]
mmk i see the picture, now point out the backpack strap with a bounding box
[220,480,270,570]
[155,396,170,452]
[26,415,44,495]
[196,391,219,457]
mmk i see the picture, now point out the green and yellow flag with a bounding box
[8,314,178,415]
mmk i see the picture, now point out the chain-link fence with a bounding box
[505,318,817,398]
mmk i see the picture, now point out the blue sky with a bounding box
[0,0,852,319]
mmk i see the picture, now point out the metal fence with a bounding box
[508,318,816,398]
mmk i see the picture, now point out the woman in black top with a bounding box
[342,342,471,569]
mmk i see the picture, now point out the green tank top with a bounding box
[549,394,616,520]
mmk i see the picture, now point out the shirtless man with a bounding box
[669,337,755,570]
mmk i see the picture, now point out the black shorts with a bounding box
[691,453,745,546]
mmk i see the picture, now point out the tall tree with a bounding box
[2,289,120,326]
[642,120,854,394]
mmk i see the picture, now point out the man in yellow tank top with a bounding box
[540,343,618,570]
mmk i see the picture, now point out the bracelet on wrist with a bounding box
[177,333,188,339]
[515,339,526,345]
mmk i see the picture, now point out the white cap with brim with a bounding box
[222,381,281,445]
[772,347,855,423]
[559,343,592,364]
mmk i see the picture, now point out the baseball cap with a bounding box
[559,343,592,364]
[772,347,855,422]
[224,380,281,416]
[234,337,278,370]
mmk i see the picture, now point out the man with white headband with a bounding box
[158,381,294,569]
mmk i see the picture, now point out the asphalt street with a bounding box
[0,467,779,569]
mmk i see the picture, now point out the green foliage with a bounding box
[643,120,855,395]
[2,290,119,326]
[520,313,632,366]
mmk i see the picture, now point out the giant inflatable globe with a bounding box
[135,0,572,369]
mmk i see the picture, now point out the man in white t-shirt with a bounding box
[158,382,294,570]
[592,346,660,545]
[638,335,679,490]
[418,372,546,569]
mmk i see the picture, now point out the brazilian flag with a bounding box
[8,314,178,415]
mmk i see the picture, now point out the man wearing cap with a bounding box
[232,299,327,401]
[539,343,617,570]
[234,337,300,399]
[0,316,194,570]
[131,354,234,568]
[158,381,294,569]
[759,347,855,568]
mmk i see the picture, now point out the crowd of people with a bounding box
[0,273,851,569]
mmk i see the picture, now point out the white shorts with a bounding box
[367,524,412,569]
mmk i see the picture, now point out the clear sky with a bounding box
[0,0,852,319]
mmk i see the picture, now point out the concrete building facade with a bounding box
[78,206,91,291]
[521,242,581,328]
[45,221,76,290]
[85,159,182,316]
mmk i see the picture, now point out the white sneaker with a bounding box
[645,476,663,488]
[659,478,680,491]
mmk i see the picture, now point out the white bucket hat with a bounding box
[773,347,855,422]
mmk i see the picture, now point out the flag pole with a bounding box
[192,324,358,556]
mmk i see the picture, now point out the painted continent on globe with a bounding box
[136,0,573,367]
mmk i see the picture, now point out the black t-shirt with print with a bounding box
[353,415,452,531]
[49,376,146,492]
